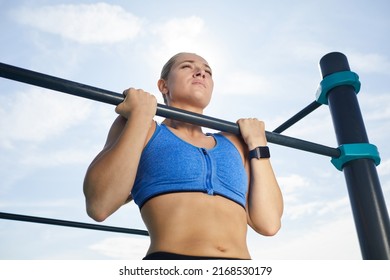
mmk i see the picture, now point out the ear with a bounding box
[157,79,169,94]
[158,79,169,104]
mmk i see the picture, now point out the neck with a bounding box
[163,119,204,135]
[163,102,206,134]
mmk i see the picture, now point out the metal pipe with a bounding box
[319,52,390,259]
[273,101,322,133]
[0,62,340,158]
[0,212,149,236]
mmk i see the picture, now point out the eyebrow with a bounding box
[178,60,212,72]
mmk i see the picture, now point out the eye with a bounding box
[205,70,212,76]
[181,64,192,69]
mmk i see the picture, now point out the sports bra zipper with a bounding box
[201,148,214,195]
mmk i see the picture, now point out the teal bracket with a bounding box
[316,71,361,105]
[332,143,381,171]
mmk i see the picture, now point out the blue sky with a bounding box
[0,0,389,260]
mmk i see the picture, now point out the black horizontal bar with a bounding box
[0,212,149,236]
[0,62,340,158]
[273,101,322,133]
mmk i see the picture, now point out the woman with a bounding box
[83,52,283,260]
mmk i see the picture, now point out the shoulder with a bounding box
[103,116,126,148]
[104,116,156,149]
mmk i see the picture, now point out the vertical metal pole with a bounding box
[319,52,390,259]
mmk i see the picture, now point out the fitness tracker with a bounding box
[249,146,270,160]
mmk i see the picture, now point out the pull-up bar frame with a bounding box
[0,62,340,158]
[1,53,389,260]
[318,52,389,259]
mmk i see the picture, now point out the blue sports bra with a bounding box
[131,123,248,209]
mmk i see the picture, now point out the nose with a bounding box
[193,69,205,78]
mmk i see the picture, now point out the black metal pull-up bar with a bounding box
[273,101,322,133]
[0,212,149,236]
[0,62,340,158]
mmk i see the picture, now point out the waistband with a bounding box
[143,251,247,260]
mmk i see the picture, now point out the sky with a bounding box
[0,0,389,260]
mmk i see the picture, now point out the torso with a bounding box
[141,192,250,259]
[137,121,251,259]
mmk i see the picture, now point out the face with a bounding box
[158,53,214,111]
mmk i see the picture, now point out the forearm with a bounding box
[247,158,283,235]
[236,118,283,235]
[84,116,152,221]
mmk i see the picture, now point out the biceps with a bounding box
[104,116,127,148]
[89,116,126,165]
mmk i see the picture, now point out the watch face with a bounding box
[249,146,270,159]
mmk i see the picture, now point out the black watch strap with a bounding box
[249,146,270,159]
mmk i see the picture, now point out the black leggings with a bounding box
[143,251,245,260]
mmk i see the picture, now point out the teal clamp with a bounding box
[316,71,361,105]
[331,143,381,171]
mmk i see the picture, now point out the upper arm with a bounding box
[104,115,127,149]
[90,115,156,166]
[88,116,127,167]
[86,116,155,204]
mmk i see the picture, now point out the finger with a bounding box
[122,87,135,97]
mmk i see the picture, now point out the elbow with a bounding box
[85,200,110,222]
[83,183,121,222]
[258,221,281,236]
[83,175,110,222]
[83,169,130,223]
[84,185,110,222]
[89,213,107,223]
[250,216,282,236]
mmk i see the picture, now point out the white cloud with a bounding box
[250,213,360,259]
[277,174,314,219]
[0,198,79,210]
[89,237,149,259]
[317,196,350,215]
[284,110,337,147]
[217,70,272,96]
[20,148,93,167]
[377,159,390,176]
[349,52,390,74]
[0,88,91,148]
[147,16,227,80]
[12,3,143,44]
[286,201,324,220]
[153,16,205,49]
[277,173,351,220]
[289,41,329,63]
[285,194,352,221]
[278,174,310,195]
[360,93,390,122]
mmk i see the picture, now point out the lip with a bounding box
[192,79,206,88]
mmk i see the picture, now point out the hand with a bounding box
[237,118,267,150]
[115,88,157,120]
